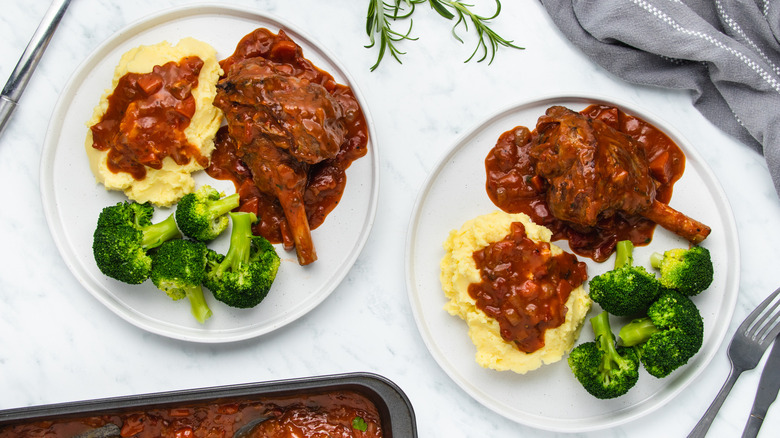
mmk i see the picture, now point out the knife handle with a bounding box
[0,0,71,137]
[741,414,763,438]
[0,97,16,136]
[1,0,72,100]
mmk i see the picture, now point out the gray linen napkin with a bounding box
[540,0,780,198]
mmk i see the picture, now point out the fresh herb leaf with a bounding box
[352,416,368,431]
[365,0,522,70]
[365,0,421,71]
[440,0,523,63]
[427,0,455,19]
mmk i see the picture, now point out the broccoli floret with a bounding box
[204,211,280,309]
[650,246,713,296]
[95,199,152,229]
[150,239,212,324]
[618,290,704,378]
[175,185,240,242]
[588,240,662,316]
[92,201,181,284]
[568,311,640,399]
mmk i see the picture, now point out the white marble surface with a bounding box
[1,0,780,436]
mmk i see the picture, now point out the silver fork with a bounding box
[688,286,780,438]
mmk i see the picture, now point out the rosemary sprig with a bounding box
[365,0,522,70]
[435,0,523,64]
[365,0,420,71]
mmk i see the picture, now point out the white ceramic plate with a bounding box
[405,95,739,432]
[40,5,379,343]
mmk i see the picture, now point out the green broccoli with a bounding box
[568,311,640,399]
[92,201,181,284]
[618,290,704,378]
[95,199,152,229]
[650,246,713,296]
[175,185,240,242]
[204,211,280,309]
[588,240,662,316]
[150,239,212,324]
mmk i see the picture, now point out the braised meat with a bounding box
[216,58,345,164]
[214,57,348,265]
[530,106,656,227]
[529,106,710,244]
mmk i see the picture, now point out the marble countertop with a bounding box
[2,0,780,436]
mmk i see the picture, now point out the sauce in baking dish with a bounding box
[0,391,382,438]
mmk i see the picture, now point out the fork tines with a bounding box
[742,287,780,345]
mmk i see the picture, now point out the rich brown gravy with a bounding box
[0,391,382,438]
[90,56,207,180]
[485,105,686,262]
[206,29,368,249]
[469,221,588,353]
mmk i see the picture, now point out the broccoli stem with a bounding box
[141,213,180,250]
[650,252,664,269]
[591,311,632,373]
[614,240,634,269]
[618,317,660,347]
[217,212,258,275]
[209,193,241,217]
[185,285,213,324]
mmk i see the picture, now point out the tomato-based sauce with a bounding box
[485,105,686,262]
[0,391,382,438]
[90,56,207,180]
[469,221,588,353]
[206,28,368,248]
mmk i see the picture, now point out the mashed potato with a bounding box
[85,38,223,206]
[440,210,592,374]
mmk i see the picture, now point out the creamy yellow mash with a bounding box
[440,210,592,374]
[85,38,223,207]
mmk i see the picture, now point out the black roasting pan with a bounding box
[0,372,417,437]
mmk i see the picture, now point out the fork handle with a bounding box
[687,367,743,438]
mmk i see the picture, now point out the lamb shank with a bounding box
[214,57,347,265]
[529,105,710,244]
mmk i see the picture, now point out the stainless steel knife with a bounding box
[742,337,780,438]
[0,0,72,138]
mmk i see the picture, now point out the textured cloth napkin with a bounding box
[540,0,780,198]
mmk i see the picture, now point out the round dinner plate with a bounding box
[40,5,379,343]
[405,95,739,431]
